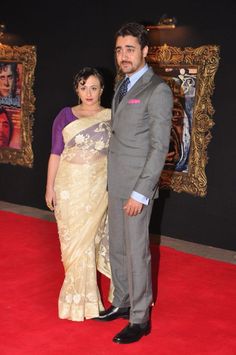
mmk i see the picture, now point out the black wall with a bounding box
[0,0,235,250]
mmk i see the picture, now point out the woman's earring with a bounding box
[99,90,103,104]
[78,96,81,105]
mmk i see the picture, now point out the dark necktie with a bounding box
[118,77,130,103]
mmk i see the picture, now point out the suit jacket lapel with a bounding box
[113,68,155,119]
[113,80,123,113]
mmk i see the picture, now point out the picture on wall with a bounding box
[147,45,220,196]
[0,45,36,167]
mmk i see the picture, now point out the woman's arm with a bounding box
[45,153,60,211]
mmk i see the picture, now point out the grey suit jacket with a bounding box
[107,67,173,200]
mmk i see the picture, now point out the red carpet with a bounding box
[0,210,236,355]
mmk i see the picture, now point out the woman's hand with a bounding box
[45,187,56,211]
[45,154,60,211]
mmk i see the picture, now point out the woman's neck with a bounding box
[72,104,104,118]
[78,104,102,112]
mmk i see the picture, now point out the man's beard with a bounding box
[119,61,133,74]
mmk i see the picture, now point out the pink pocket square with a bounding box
[128,99,141,104]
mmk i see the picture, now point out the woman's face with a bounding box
[0,112,10,147]
[76,75,103,106]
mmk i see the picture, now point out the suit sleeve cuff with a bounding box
[131,191,149,205]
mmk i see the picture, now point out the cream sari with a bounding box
[54,108,111,321]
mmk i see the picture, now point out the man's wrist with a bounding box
[131,191,149,205]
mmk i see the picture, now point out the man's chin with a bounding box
[120,67,133,75]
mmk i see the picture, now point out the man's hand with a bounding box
[123,198,143,216]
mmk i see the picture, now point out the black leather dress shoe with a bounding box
[93,305,130,321]
[113,321,151,344]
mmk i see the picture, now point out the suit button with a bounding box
[112,130,115,134]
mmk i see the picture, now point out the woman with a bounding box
[45,67,112,321]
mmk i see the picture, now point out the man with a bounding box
[0,63,18,98]
[0,107,13,147]
[95,22,173,344]
[0,63,21,108]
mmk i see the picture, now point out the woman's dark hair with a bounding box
[73,67,104,92]
[115,22,149,49]
[0,106,13,143]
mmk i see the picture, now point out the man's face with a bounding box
[0,112,10,147]
[0,65,14,97]
[115,35,148,76]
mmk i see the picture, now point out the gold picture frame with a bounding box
[0,45,36,167]
[147,45,220,196]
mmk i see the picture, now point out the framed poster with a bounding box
[0,45,36,167]
[147,45,220,196]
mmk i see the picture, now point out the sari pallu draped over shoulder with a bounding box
[54,109,112,321]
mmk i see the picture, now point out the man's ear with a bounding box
[143,45,149,58]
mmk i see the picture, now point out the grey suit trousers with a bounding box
[108,195,154,324]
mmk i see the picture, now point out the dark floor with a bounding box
[1,200,236,265]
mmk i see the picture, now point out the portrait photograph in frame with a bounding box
[0,45,36,167]
[147,45,220,196]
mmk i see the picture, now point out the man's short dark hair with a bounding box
[115,22,149,49]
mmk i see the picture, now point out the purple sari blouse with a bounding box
[51,107,76,155]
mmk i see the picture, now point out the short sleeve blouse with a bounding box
[51,107,76,155]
